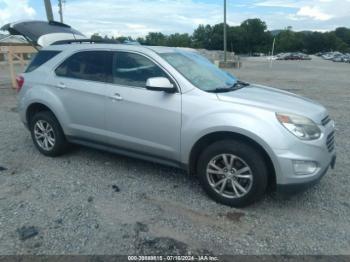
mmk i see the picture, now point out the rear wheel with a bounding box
[197,140,268,207]
[30,111,68,157]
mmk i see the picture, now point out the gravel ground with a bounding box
[0,56,349,255]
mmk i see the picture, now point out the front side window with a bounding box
[113,52,168,88]
[160,51,237,92]
[55,51,112,83]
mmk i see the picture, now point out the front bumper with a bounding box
[276,154,336,194]
[272,119,336,194]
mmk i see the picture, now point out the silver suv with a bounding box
[5,21,336,207]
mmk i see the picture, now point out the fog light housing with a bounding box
[293,160,318,175]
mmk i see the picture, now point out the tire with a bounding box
[197,140,268,207]
[29,111,68,157]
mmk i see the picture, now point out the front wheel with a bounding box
[197,140,268,207]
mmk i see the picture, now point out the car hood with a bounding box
[217,84,327,122]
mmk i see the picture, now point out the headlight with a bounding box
[276,113,321,140]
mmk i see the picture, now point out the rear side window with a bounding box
[55,51,113,83]
[25,50,61,73]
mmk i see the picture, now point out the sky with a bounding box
[1,0,350,37]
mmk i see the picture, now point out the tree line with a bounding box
[91,18,350,54]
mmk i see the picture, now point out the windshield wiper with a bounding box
[207,88,234,93]
[207,81,250,93]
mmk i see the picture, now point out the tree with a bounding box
[209,23,225,50]
[89,20,350,54]
[240,18,269,54]
[227,26,245,53]
[144,32,167,46]
[167,33,192,47]
[304,32,327,53]
[275,30,304,53]
[91,33,103,41]
[193,24,212,49]
[323,32,349,52]
[335,27,350,46]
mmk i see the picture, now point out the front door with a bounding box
[105,51,182,162]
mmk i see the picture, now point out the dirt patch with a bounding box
[137,237,189,255]
[219,211,245,222]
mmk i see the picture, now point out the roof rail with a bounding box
[51,39,120,45]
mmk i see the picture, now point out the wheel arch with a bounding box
[26,102,59,126]
[188,131,277,190]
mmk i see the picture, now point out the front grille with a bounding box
[322,115,331,126]
[326,131,335,152]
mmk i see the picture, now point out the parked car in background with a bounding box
[319,51,350,63]
[3,20,337,207]
[276,52,311,61]
[252,52,265,57]
[299,53,312,60]
[322,52,335,60]
[315,52,326,57]
[332,54,344,62]
[344,54,350,63]
[333,54,350,63]
[275,53,287,60]
[322,51,341,60]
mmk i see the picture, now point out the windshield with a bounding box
[160,51,237,92]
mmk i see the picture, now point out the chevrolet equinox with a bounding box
[3,21,336,207]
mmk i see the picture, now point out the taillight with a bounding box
[16,75,24,93]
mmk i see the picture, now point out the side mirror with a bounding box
[146,77,175,93]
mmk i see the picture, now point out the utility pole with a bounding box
[269,37,276,68]
[58,0,64,23]
[44,0,54,21]
[223,0,227,63]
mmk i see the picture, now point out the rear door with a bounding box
[1,20,86,47]
[52,50,113,142]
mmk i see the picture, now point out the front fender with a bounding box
[180,109,288,177]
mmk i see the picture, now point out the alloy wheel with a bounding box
[206,153,253,199]
[34,120,55,151]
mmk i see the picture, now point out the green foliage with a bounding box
[145,32,167,46]
[275,30,304,53]
[192,24,212,49]
[240,19,270,53]
[166,33,192,47]
[335,27,350,45]
[91,33,103,41]
[91,20,350,54]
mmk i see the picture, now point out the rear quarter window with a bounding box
[25,50,61,73]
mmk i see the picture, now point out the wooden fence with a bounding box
[0,44,37,88]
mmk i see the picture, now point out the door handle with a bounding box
[110,93,123,101]
[56,82,66,89]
